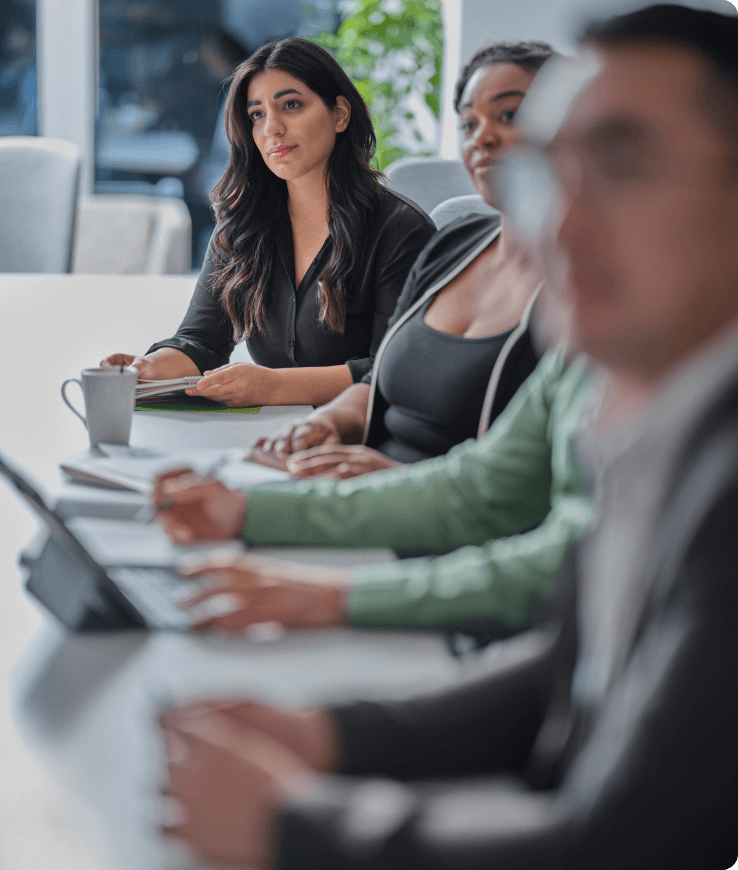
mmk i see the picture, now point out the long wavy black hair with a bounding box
[211,37,383,339]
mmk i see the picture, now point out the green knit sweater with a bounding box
[244,350,593,629]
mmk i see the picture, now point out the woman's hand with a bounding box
[186,362,277,408]
[178,553,350,631]
[161,707,318,868]
[100,353,157,380]
[153,468,247,543]
[253,417,342,457]
[286,444,401,480]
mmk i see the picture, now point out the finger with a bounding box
[188,380,223,397]
[155,467,197,482]
[157,476,219,506]
[182,586,250,613]
[158,514,196,543]
[178,558,241,579]
[333,462,365,480]
[255,437,276,453]
[289,425,326,452]
[192,609,254,632]
[291,444,355,460]
[291,434,328,453]
[286,454,345,477]
[153,467,198,501]
[160,701,225,728]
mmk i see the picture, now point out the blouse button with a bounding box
[288,339,295,348]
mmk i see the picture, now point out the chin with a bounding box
[471,173,495,204]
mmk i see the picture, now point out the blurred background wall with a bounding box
[2,0,736,269]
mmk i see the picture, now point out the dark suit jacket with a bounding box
[274,365,738,870]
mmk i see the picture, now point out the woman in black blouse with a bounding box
[101,38,434,407]
[257,42,556,475]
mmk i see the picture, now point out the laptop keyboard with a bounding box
[107,567,197,630]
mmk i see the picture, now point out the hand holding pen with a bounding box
[147,464,248,543]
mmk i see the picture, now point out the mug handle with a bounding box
[61,378,87,429]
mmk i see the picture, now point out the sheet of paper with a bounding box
[60,446,291,492]
[66,516,244,567]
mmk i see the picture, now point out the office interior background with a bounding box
[1,0,736,867]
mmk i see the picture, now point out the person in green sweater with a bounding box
[154,347,593,634]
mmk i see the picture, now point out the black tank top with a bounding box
[376,295,514,463]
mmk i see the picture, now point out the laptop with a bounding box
[0,451,195,632]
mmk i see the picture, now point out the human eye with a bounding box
[248,110,263,123]
[284,99,302,110]
[459,118,475,136]
[500,108,518,123]
[585,120,654,183]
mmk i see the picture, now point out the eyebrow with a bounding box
[580,115,652,151]
[247,87,302,108]
[460,89,527,110]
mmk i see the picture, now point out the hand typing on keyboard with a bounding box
[176,554,351,632]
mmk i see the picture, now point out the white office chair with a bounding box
[72,194,192,274]
[383,156,477,215]
[0,136,80,272]
[429,194,499,229]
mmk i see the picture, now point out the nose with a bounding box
[555,160,595,258]
[263,109,285,138]
[472,116,500,149]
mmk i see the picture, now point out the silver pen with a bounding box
[134,453,232,524]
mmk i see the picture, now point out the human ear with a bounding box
[334,96,351,133]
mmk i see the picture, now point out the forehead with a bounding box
[246,68,307,101]
[460,62,536,109]
[559,45,719,154]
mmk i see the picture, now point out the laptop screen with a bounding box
[0,452,105,575]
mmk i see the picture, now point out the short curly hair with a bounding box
[454,42,557,113]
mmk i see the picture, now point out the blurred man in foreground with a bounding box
[160,6,738,868]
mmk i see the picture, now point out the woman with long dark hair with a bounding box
[101,38,435,407]
[255,42,555,475]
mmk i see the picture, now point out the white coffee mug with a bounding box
[61,366,138,446]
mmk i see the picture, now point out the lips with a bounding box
[471,157,498,171]
[269,145,296,158]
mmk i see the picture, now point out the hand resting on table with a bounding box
[161,704,325,868]
[286,444,401,480]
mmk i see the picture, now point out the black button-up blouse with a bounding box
[147,189,436,383]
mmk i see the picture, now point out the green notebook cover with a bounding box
[135,396,261,413]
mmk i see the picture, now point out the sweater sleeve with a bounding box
[348,490,591,629]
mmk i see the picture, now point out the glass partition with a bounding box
[0,0,37,136]
[96,0,340,266]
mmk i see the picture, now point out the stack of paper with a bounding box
[135,376,203,401]
[60,445,291,493]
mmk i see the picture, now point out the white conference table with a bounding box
[0,275,459,869]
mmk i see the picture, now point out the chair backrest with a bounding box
[0,137,80,273]
[429,194,499,230]
[383,157,477,215]
[72,194,192,274]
